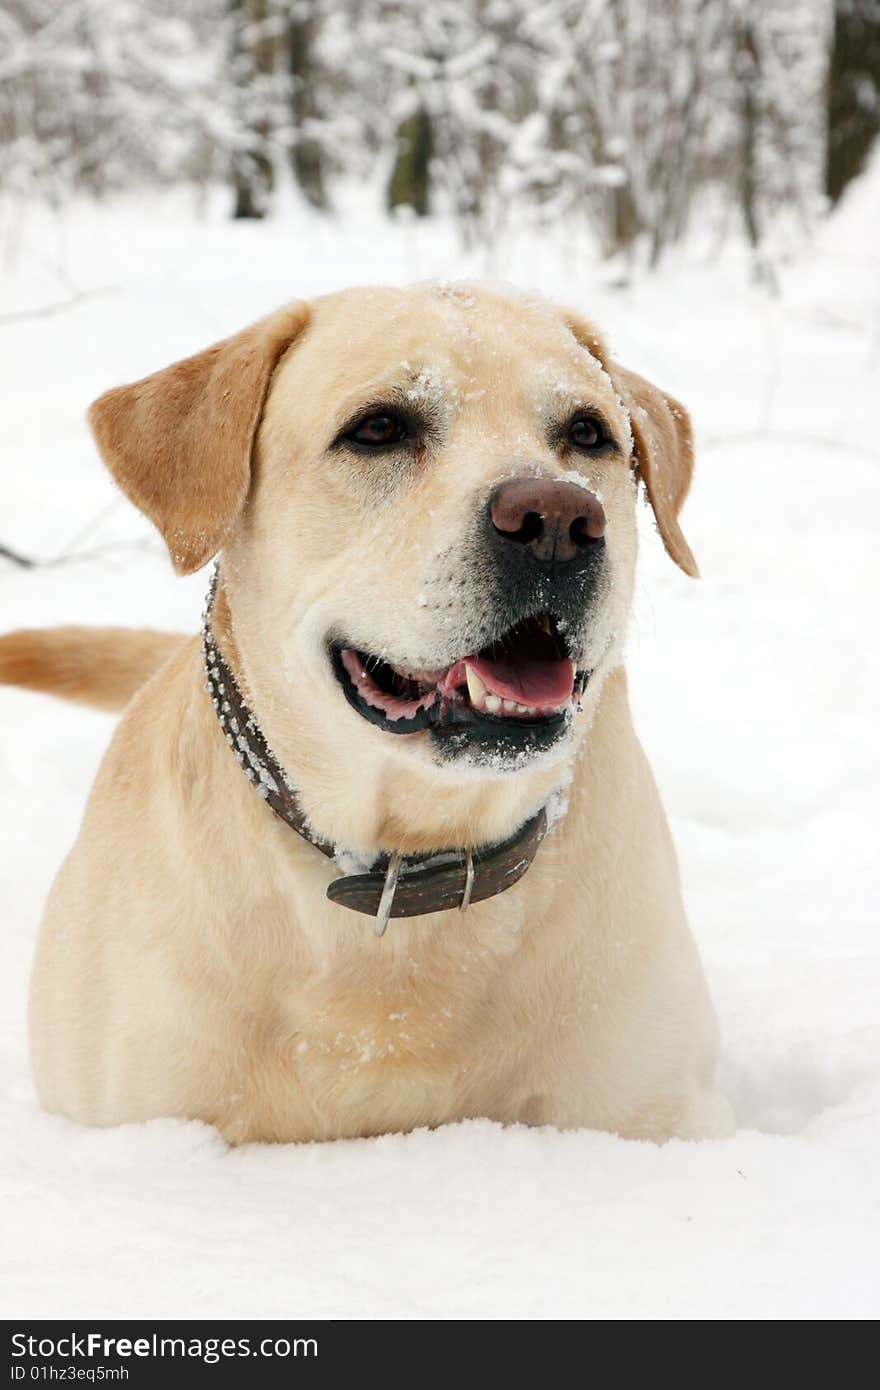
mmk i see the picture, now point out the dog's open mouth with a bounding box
[331,613,589,751]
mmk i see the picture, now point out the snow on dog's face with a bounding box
[90,283,696,853]
[246,286,635,767]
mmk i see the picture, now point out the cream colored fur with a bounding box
[19,284,733,1143]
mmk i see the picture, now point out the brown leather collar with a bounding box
[201,565,549,935]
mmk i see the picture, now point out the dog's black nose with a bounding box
[489,477,606,568]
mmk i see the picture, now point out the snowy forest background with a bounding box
[1,0,878,270]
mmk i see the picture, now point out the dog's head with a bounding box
[90,285,696,851]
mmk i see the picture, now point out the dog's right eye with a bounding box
[345,413,409,448]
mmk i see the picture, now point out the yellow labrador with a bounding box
[0,285,733,1143]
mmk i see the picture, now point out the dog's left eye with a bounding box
[346,413,409,448]
[567,415,606,451]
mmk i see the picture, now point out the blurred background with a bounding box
[0,0,877,275]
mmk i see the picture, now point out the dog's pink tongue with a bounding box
[439,632,575,708]
[466,652,574,708]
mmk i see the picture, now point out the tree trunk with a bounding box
[610,180,641,258]
[387,106,433,217]
[826,0,880,204]
[738,20,762,250]
[289,14,328,210]
[230,0,276,220]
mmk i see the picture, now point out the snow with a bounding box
[2,178,879,1320]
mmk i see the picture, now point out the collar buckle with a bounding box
[374,851,403,937]
[459,847,475,913]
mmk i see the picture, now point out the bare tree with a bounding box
[387,105,433,216]
[288,4,329,209]
[230,0,279,219]
[827,0,880,203]
[0,1,240,206]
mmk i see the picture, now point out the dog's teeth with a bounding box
[526,706,537,715]
[485,694,502,713]
[516,704,528,714]
[465,665,486,707]
[502,699,517,711]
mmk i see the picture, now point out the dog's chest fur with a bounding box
[218,863,573,1142]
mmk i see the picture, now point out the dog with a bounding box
[0,284,733,1143]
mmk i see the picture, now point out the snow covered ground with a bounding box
[1,180,878,1320]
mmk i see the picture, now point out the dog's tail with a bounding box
[0,627,188,713]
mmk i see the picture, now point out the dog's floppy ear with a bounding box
[611,364,698,578]
[562,311,698,578]
[88,301,310,574]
